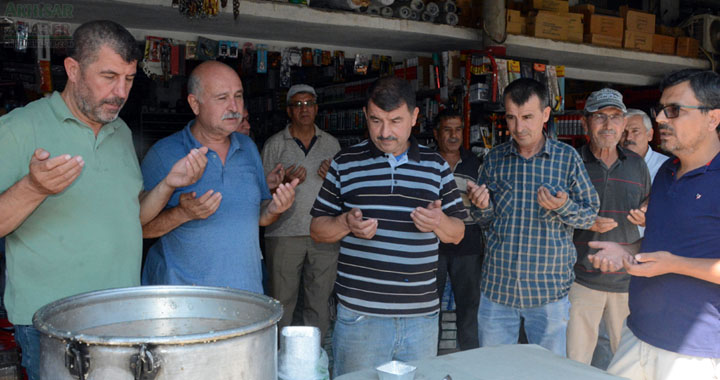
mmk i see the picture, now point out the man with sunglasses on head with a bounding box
[588,69,720,380]
[261,84,341,340]
[566,89,651,366]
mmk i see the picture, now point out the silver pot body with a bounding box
[33,286,283,380]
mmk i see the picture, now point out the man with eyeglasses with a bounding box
[588,69,720,380]
[567,89,651,366]
[141,61,298,293]
[260,84,341,340]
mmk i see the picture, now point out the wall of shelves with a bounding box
[11,0,711,85]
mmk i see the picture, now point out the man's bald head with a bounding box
[187,61,239,102]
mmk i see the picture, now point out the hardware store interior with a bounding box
[0,0,719,379]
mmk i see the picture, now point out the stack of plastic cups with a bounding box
[278,326,327,380]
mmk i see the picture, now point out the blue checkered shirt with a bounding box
[473,138,599,308]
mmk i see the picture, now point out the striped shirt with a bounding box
[573,145,650,292]
[473,138,599,308]
[311,137,468,316]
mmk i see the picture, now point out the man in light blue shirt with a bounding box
[621,109,670,181]
[141,61,297,293]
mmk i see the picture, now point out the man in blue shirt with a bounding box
[468,78,599,356]
[141,61,297,293]
[589,69,720,379]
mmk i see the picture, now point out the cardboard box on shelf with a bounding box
[620,6,656,34]
[584,33,623,48]
[676,37,699,58]
[570,4,594,15]
[526,0,568,13]
[568,13,584,43]
[527,11,570,41]
[656,25,685,37]
[507,21,526,35]
[653,34,676,55]
[623,30,653,52]
[506,9,524,23]
[569,4,594,24]
[585,14,624,39]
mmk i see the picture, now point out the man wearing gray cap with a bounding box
[261,84,341,339]
[566,88,651,365]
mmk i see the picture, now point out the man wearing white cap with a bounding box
[261,84,341,339]
[567,88,651,365]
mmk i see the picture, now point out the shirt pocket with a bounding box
[489,179,514,217]
[233,170,263,207]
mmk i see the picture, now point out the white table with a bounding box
[335,344,625,380]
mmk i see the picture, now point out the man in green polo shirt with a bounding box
[0,21,206,380]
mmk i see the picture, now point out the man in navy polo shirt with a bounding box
[589,69,720,379]
[310,77,467,376]
[140,61,297,293]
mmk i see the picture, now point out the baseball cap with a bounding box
[286,84,317,103]
[584,88,627,113]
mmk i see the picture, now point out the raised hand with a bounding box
[345,208,378,239]
[165,147,209,188]
[317,159,332,179]
[411,199,445,233]
[266,163,285,191]
[178,190,222,220]
[467,181,490,209]
[267,178,300,216]
[623,251,675,278]
[284,164,307,185]
[27,148,84,195]
[537,186,568,211]
[589,216,619,233]
[627,205,647,227]
[587,241,633,272]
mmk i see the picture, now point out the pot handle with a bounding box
[64,341,90,380]
[130,344,162,380]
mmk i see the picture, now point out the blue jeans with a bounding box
[15,324,41,380]
[477,293,570,357]
[332,304,438,376]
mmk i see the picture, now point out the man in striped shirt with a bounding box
[310,77,467,376]
[467,78,600,356]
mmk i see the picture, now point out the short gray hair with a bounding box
[187,72,203,100]
[625,108,652,132]
[70,20,140,67]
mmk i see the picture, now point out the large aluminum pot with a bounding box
[33,286,283,380]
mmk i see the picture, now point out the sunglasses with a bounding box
[651,103,711,119]
[289,100,317,108]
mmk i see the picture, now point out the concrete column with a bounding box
[482,0,505,47]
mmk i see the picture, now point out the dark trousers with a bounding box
[437,253,483,350]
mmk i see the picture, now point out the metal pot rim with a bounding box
[33,286,283,346]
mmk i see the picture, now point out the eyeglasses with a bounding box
[651,103,711,119]
[289,100,317,108]
[589,113,624,125]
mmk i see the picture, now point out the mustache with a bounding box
[102,97,125,107]
[622,140,636,146]
[222,112,243,121]
[377,136,397,141]
[446,138,460,144]
[657,123,675,133]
